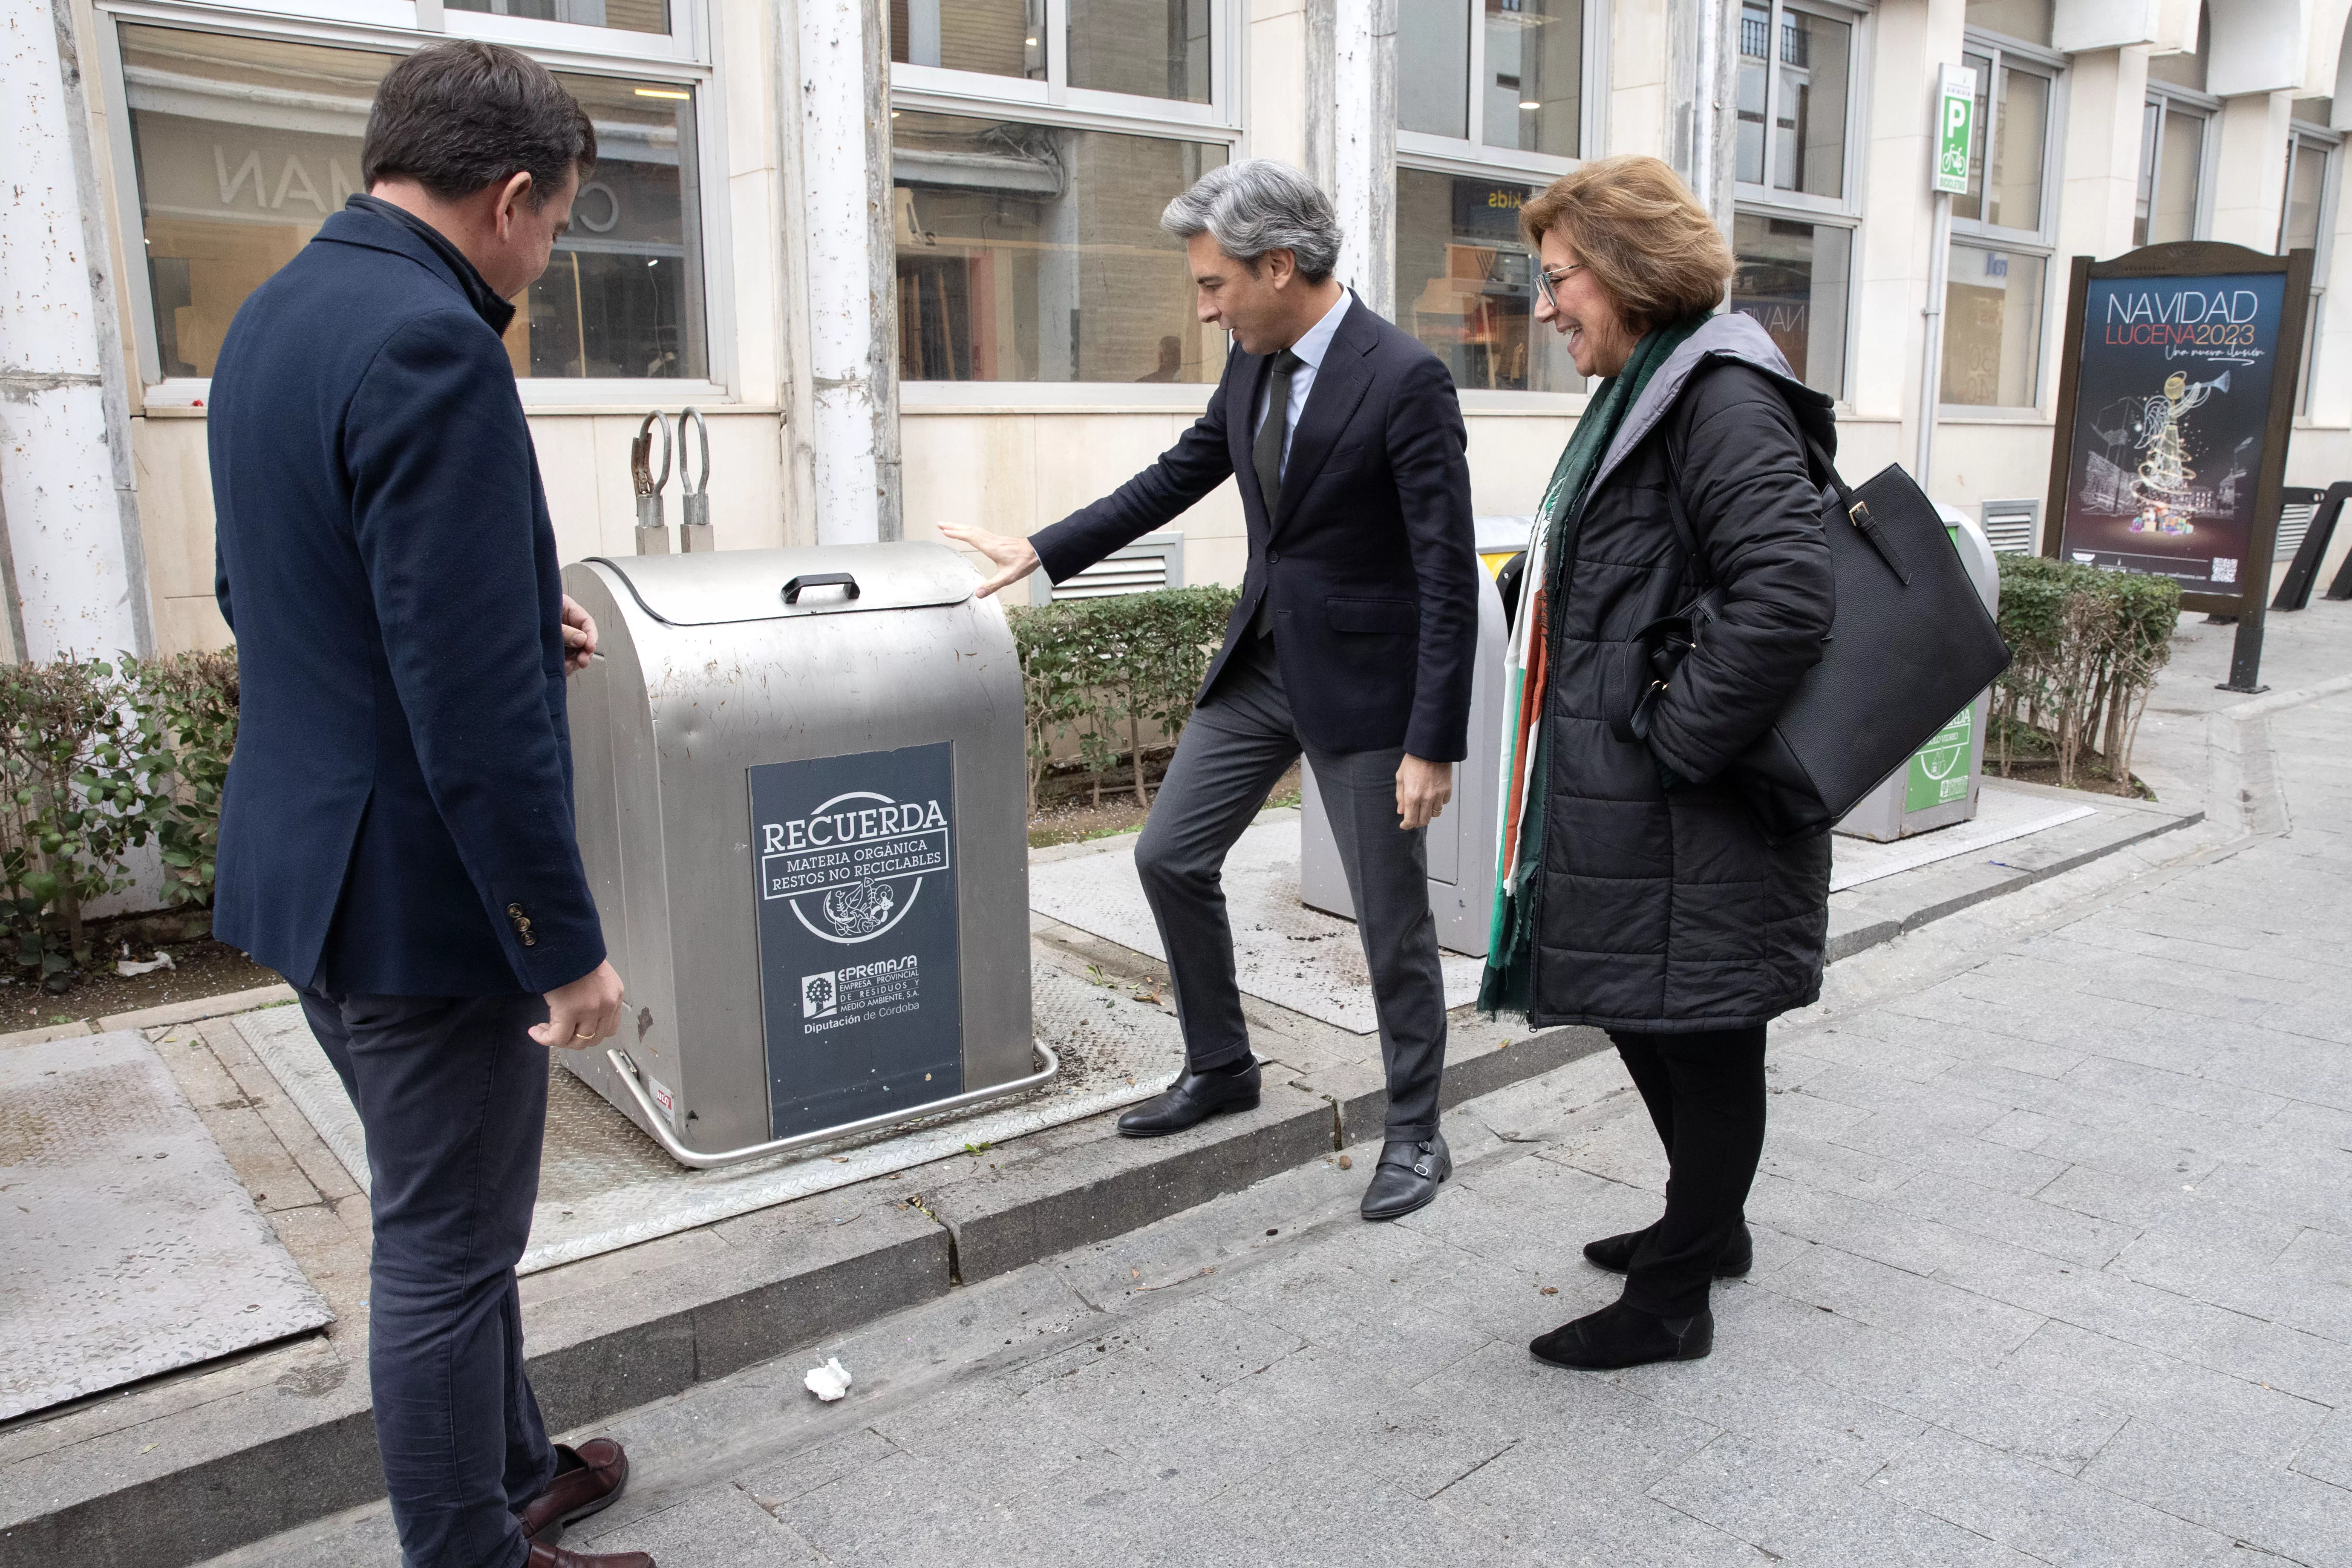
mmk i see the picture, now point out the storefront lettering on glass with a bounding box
[121,23,706,382]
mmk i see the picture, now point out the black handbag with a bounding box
[1613,435,2011,842]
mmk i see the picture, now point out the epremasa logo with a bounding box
[801,971,838,1019]
[758,791,951,945]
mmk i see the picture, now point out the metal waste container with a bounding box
[1300,558,1510,957]
[559,543,1047,1168]
[1835,506,2003,842]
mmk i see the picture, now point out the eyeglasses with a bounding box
[1536,261,1586,313]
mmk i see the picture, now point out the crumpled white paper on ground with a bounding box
[803,1357,853,1402]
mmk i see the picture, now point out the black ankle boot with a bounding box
[1529,1299,1713,1369]
[1581,1222,1753,1278]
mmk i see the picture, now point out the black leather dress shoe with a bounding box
[1359,1132,1450,1221]
[1116,1059,1261,1137]
[1582,1221,1753,1279]
[1530,1300,1713,1369]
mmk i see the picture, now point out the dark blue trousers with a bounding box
[297,986,556,1568]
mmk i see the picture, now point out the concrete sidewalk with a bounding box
[202,623,2352,1565]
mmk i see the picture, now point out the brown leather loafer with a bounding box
[526,1541,652,1568]
[518,1438,630,1545]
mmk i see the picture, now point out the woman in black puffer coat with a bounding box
[1493,158,1836,1371]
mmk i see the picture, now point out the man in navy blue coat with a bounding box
[945,162,1480,1224]
[210,42,645,1568]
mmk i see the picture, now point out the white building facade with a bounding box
[5,0,2351,658]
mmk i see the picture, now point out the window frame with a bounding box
[1730,0,1869,404]
[1385,0,1609,410]
[886,0,1243,402]
[887,0,1239,133]
[1393,0,1611,184]
[2136,81,2221,248]
[98,0,735,409]
[1936,24,2064,418]
[2282,121,2340,417]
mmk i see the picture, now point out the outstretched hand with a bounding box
[938,522,1042,599]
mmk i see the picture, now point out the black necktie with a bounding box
[1250,350,1304,640]
[1253,349,1305,522]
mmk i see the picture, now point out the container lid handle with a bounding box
[782,571,861,604]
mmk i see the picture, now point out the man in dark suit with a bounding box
[210,42,647,1568]
[943,160,1480,1222]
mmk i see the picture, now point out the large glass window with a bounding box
[1737,2,1849,198]
[448,0,669,35]
[891,113,1225,382]
[1398,0,1584,162]
[1394,170,1580,393]
[1069,0,1211,102]
[119,25,708,383]
[1941,29,2056,409]
[1941,245,2043,406]
[1733,0,1859,398]
[889,0,1046,81]
[2136,92,2212,247]
[1729,213,1850,398]
[2282,127,2335,254]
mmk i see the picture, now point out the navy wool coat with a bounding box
[209,197,604,997]
[1030,296,1481,762]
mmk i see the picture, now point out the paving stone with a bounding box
[1881,1169,2136,1269]
[575,1484,824,1566]
[2077,1415,2352,1566]
[1876,1424,2245,1567]
[1999,1321,2336,1467]
[2292,1409,2352,1490]
[1758,1244,2047,1363]
[1648,1433,2050,1567]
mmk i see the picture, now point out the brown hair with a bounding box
[1518,155,1733,332]
[363,41,595,208]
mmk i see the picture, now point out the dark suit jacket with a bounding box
[1032,297,1479,761]
[208,198,603,997]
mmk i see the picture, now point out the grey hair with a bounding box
[1161,160,1342,282]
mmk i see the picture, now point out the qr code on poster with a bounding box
[2212,558,2239,583]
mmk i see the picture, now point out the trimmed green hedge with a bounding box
[0,651,237,987]
[1008,586,1241,813]
[1993,556,2181,788]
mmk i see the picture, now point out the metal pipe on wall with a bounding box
[1916,189,1954,485]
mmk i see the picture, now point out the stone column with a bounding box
[1318,0,1396,315]
[2209,90,2294,250]
[0,0,152,662]
[792,0,900,543]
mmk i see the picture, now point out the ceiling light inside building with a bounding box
[634,87,691,100]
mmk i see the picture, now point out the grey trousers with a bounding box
[1134,635,1448,1141]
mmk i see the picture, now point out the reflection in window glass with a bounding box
[1730,212,1849,397]
[1959,53,2050,228]
[1481,0,1580,159]
[445,0,668,35]
[1771,7,1848,199]
[1395,170,1582,393]
[1068,0,1210,103]
[524,73,707,378]
[2282,137,2329,254]
[891,113,1226,382]
[1941,244,2043,407]
[889,0,1046,81]
[2141,103,2205,246]
[1398,0,1470,138]
[1736,2,1767,185]
[121,25,707,380]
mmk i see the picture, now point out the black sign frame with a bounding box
[2043,241,2315,691]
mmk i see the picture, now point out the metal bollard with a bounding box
[631,411,672,554]
[677,407,714,553]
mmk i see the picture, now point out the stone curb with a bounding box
[0,1015,1590,1568]
[0,984,297,1051]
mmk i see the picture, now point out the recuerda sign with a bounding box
[747,742,963,1138]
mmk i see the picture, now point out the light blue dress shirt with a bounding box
[1253,289,1353,479]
